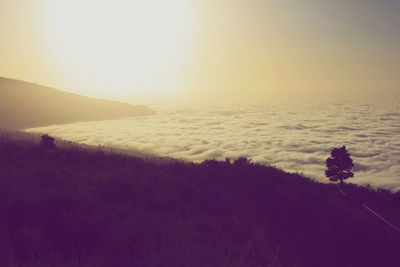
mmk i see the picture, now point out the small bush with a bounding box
[40,134,56,150]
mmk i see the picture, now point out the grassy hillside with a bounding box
[0,77,155,129]
[0,134,399,267]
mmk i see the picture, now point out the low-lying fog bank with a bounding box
[27,97,400,191]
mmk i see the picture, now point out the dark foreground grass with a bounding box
[0,134,399,267]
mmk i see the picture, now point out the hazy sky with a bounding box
[1,0,399,104]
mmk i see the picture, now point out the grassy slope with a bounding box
[0,134,399,267]
[0,76,155,129]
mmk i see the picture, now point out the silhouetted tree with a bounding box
[41,134,56,149]
[325,146,354,185]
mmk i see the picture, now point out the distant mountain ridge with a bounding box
[0,76,155,129]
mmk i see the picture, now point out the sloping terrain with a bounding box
[0,135,399,267]
[0,77,155,129]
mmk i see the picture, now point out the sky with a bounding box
[0,0,399,105]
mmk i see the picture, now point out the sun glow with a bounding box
[43,0,195,99]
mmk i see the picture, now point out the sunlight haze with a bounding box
[0,0,399,104]
[2,2,400,264]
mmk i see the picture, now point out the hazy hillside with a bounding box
[0,77,155,129]
[0,134,399,267]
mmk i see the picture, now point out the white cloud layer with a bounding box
[27,97,400,191]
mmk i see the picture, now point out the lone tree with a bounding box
[325,146,354,185]
[41,134,56,150]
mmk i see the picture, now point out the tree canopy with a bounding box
[325,146,354,185]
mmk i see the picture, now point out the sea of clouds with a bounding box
[27,97,400,191]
